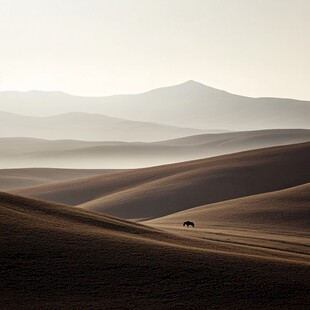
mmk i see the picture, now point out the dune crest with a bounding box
[0,129,309,169]
[12,142,310,220]
[1,192,309,308]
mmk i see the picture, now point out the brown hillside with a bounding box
[1,192,309,309]
[13,142,310,220]
[143,183,310,276]
[146,183,310,233]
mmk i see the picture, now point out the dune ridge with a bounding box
[143,183,310,261]
[0,167,124,191]
[13,142,310,220]
[0,129,309,169]
[1,191,309,309]
[146,183,310,232]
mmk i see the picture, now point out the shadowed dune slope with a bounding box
[0,168,124,191]
[13,142,310,220]
[1,192,309,309]
[145,183,310,233]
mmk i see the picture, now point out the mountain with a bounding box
[12,142,310,220]
[1,191,309,308]
[1,129,309,169]
[1,81,309,130]
[0,111,205,142]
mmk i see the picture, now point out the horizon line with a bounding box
[0,80,309,102]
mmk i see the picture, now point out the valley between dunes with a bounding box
[13,142,310,219]
[1,143,309,309]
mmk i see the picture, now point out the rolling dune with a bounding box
[1,129,309,169]
[144,183,310,259]
[0,168,124,191]
[1,192,309,309]
[13,142,310,220]
[146,183,310,232]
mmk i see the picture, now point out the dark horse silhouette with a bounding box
[183,221,195,228]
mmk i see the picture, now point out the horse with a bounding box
[183,221,195,228]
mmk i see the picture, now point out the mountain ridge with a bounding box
[1,80,309,130]
[3,80,308,100]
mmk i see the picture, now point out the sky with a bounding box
[0,0,309,99]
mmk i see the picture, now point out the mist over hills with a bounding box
[13,142,310,220]
[0,111,205,142]
[0,168,122,191]
[1,80,309,130]
[0,129,309,169]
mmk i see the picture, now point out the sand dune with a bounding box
[13,142,310,220]
[1,129,309,169]
[0,168,124,191]
[143,183,310,276]
[1,192,309,308]
[145,183,310,233]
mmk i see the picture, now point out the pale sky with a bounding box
[0,0,309,99]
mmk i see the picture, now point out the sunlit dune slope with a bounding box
[1,192,309,309]
[145,183,310,233]
[13,142,310,220]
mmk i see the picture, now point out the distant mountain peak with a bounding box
[179,80,205,87]
[168,80,231,95]
[184,79,199,84]
[145,80,212,95]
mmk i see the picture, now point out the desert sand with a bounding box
[1,191,309,309]
[13,142,310,220]
[144,183,310,264]
[2,142,309,309]
[146,183,310,232]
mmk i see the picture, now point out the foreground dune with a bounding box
[1,192,309,309]
[13,142,310,220]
